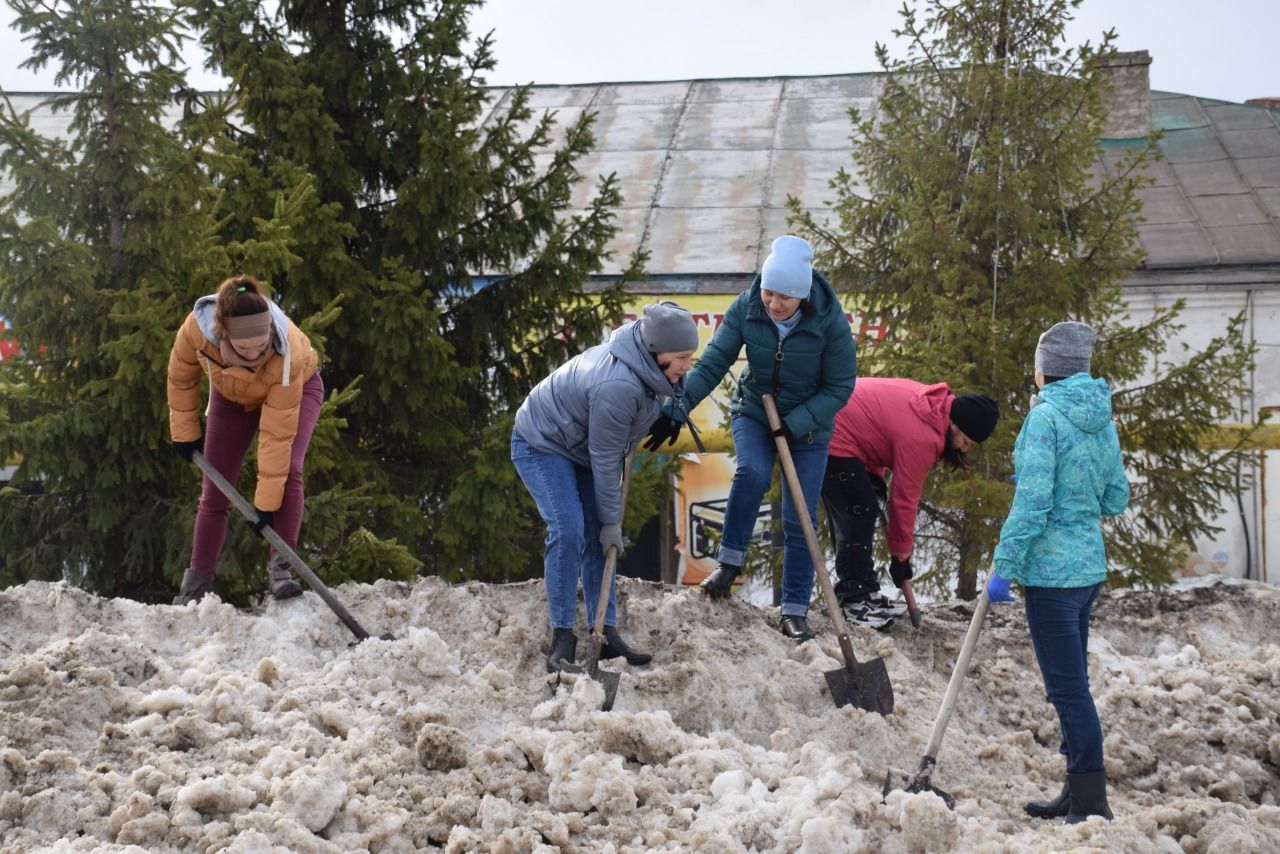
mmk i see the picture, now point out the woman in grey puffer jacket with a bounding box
[512,302,700,672]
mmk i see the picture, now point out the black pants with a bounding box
[820,456,885,605]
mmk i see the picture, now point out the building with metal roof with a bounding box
[473,53,1280,585]
[4,51,1279,582]
[476,51,1280,290]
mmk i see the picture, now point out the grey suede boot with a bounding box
[267,554,303,600]
[172,569,213,606]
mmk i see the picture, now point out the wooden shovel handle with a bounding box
[923,590,991,760]
[762,395,861,666]
[590,449,637,640]
[192,450,377,641]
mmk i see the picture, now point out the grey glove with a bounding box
[600,523,625,557]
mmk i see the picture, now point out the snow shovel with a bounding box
[762,395,894,715]
[191,450,394,643]
[882,589,992,809]
[557,448,637,711]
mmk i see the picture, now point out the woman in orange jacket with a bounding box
[167,275,322,605]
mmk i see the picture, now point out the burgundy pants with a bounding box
[189,373,324,577]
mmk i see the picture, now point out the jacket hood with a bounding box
[193,294,295,386]
[608,320,684,399]
[909,381,954,436]
[1040,373,1113,433]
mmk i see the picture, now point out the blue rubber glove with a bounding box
[986,573,1015,604]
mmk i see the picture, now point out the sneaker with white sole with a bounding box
[842,600,895,629]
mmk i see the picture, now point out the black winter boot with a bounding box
[546,628,578,673]
[780,615,816,642]
[700,563,741,598]
[172,568,213,606]
[1065,771,1113,823]
[1024,780,1070,819]
[601,626,652,665]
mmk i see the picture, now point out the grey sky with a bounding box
[1,0,1275,104]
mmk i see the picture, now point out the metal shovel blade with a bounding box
[882,757,956,810]
[825,656,895,714]
[557,637,621,711]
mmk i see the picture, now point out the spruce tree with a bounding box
[793,0,1260,595]
[0,0,355,600]
[189,0,638,581]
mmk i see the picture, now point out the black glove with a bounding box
[771,423,791,440]
[889,556,913,589]
[249,507,274,538]
[173,436,203,463]
[643,414,683,452]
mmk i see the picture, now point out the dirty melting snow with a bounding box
[1,577,1278,852]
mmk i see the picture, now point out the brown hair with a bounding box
[213,275,270,340]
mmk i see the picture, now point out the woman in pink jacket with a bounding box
[822,378,998,626]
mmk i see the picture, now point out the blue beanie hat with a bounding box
[761,235,814,300]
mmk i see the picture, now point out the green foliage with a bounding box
[1,0,633,599]
[1105,308,1262,585]
[0,0,367,602]
[791,0,1258,595]
[0,0,241,598]
[184,0,637,583]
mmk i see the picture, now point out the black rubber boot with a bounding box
[1025,780,1070,819]
[601,626,652,665]
[780,615,816,642]
[172,568,213,606]
[546,628,577,673]
[700,563,741,598]
[1065,771,1113,823]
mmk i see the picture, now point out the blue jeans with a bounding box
[1024,583,1104,774]
[510,432,615,629]
[718,415,829,617]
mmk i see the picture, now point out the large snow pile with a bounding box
[0,577,1278,852]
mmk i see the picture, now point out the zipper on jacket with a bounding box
[200,346,229,370]
[768,326,814,443]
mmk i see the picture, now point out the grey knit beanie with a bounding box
[1035,321,1097,378]
[639,301,699,353]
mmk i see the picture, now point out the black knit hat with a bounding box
[950,393,1000,443]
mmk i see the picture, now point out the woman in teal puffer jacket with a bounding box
[988,321,1129,825]
[646,235,857,641]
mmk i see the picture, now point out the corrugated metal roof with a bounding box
[479,76,879,276]
[483,78,1280,276]
[1138,91,1280,269]
[5,75,1279,278]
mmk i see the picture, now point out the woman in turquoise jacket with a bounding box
[988,321,1129,825]
[646,236,857,641]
